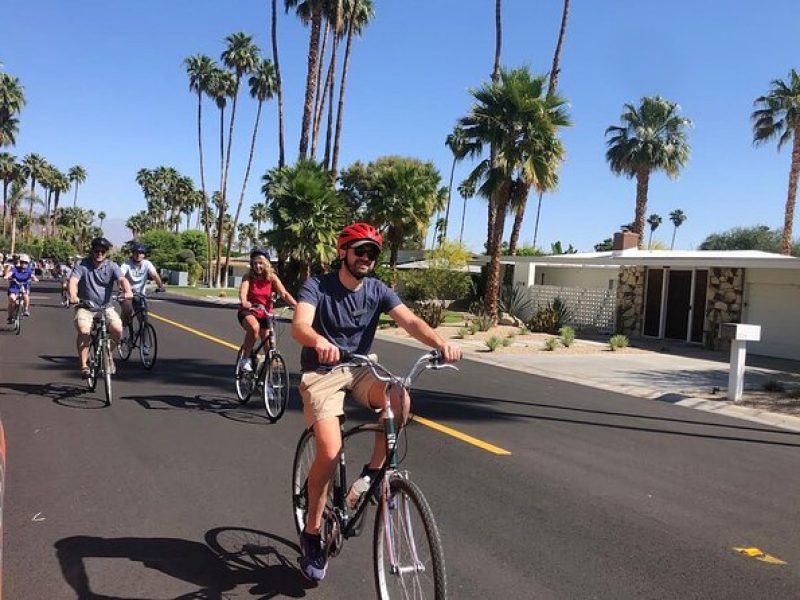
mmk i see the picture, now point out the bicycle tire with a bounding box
[86,338,99,392]
[262,352,288,422]
[234,347,255,404]
[373,476,447,600]
[13,307,21,335]
[102,341,113,406]
[139,323,158,370]
[118,324,134,361]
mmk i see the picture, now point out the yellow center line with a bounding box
[150,309,512,455]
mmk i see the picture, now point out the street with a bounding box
[2,282,800,599]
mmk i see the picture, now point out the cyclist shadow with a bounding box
[0,381,107,409]
[54,528,309,599]
[119,393,296,425]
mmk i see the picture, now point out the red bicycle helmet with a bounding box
[337,222,383,250]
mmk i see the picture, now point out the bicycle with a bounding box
[234,310,289,423]
[79,300,117,406]
[291,350,457,599]
[7,280,28,335]
[118,291,161,370]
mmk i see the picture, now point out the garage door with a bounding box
[744,282,800,360]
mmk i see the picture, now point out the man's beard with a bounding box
[344,256,370,280]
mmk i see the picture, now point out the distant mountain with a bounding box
[102,218,130,248]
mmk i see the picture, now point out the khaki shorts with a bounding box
[74,306,122,334]
[300,366,383,427]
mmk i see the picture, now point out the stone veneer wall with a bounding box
[615,266,645,335]
[704,267,744,348]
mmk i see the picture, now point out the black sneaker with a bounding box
[299,531,327,582]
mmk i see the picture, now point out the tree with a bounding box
[222,57,276,284]
[22,153,47,233]
[97,210,107,231]
[752,69,800,255]
[0,72,26,147]
[138,230,182,270]
[456,179,475,244]
[271,0,286,167]
[5,181,34,254]
[442,126,469,244]
[699,225,788,253]
[330,0,374,176]
[459,68,569,321]
[1,152,16,235]
[668,208,687,250]
[646,213,662,249]
[49,169,70,237]
[179,229,209,265]
[67,165,87,208]
[126,210,153,238]
[262,160,345,280]
[250,202,268,236]
[594,237,613,251]
[605,96,692,248]
[184,54,217,282]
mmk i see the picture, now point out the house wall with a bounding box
[742,268,800,360]
[616,266,645,335]
[534,266,617,290]
[704,267,744,348]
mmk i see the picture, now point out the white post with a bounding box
[727,339,747,403]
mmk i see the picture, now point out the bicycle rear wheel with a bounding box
[262,352,288,422]
[13,308,21,335]
[374,476,447,600]
[139,323,158,370]
[234,348,255,404]
[118,323,134,361]
[102,341,113,406]
[86,338,99,392]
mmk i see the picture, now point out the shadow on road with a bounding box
[55,528,309,599]
[0,381,108,409]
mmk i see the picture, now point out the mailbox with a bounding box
[719,323,761,342]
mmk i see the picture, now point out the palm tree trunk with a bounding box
[486,0,501,259]
[310,18,330,159]
[10,212,17,255]
[331,0,360,178]
[214,105,226,287]
[2,180,7,237]
[299,9,323,159]
[781,126,800,255]
[547,0,570,97]
[73,183,78,208]
[670,226,677,250]
[442,157,456,245]
[492,0,502,83]
[271,0,286,168]
[634,168,650,249]
[508,183,531,255]
[459,195,468,243]
[484,181,511,323]
[223,100,264,287]
[51,190,60,237]
[322,31,340,169]
[196,89,213,285]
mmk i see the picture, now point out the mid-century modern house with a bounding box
[477,231,800,361]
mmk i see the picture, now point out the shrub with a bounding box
[559,326,575,347]
[609,334,629,351]
[41,237,77,263]
[763,378,786,393]
[176,249,196,263]
[498,284,533,320]
[528,305,559,333]
[501,337,512,347]
[544,337,560,351]
[411,302,445,328]
[455,327,470,339]
[179,229,209,264]
[187,262,204,286]
[471,313,493,332]
[485,336,502,352]
[163,261,190,272]
[139,230,182,270]
[468,322,479,335]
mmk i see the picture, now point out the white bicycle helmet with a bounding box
[18,253,30,263]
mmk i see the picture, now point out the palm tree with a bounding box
[310,3,332,160]
[315,0,344,163]
[330,0,374,177]
[459,68,568,321]
[0,73,26,147]
[22,153,46,235]
[668,208,687,250]
[457,179,475,244]
[38,162,56,236]
[49,170,70,237]
[646,213,662,249]
[6,181,34,254]
[287,0,325,159]
[98,210,107,231]
[605,96,692,247]
[443,126,469,243]
[68,165,87,208]
[222,57,276,284]
[250,202,268,237]
[1,152,16,235]
[752,69,800,255]
[271,0,286,167]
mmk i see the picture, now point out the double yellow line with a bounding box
[149,310,512,456]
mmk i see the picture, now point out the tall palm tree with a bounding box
[287,0,325,159]
[49,170,70,237]
[38,162,56,236]
[459,68,568,321]
[22,153,46,234]
[6,181,34,254]
[1,152,16,235]
[669,208,687,250]
[752,69,800,255]
[310,3,332,160]
[605,96,692,248]
[485,0,503,258]
[442,126,469,244]
[457,179,475,244]
[68,165,87,208]
[271,0,287,167]
[315,0,345,162]
[249,202,268,237]
[0,73,26,147]
[646,213,662,249]
[185,54,217,283]
[98,210,107,231]
[223,58,277,281]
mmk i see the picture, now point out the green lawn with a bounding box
[379,310,465,328]
[164,285,239,299]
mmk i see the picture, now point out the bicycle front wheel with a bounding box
[13,310,21,335]
[86,338,99,392]
[234,348,255,404]
[139,323,158,370]
[374,476,447,600]
[263,352,288,422]
[118,323,134,361]
[102,341,113,406]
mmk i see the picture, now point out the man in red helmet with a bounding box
[291,222,462,581]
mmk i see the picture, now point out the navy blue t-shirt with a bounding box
[298,272,402,371]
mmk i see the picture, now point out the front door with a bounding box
[665,270,692,340]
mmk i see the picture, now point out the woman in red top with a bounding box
[237,248,297,372]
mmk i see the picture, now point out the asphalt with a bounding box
[204,292,800,435]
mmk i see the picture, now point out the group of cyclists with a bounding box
[4,222,462,586]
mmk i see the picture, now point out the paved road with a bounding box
[2,283,800,599]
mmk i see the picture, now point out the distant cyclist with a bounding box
[68,237,133,378]
[4,253,38,322]
[119,243,165,327]
[58,260,74,306]
[236,248,297,373]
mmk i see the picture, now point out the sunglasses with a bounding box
[351,245,380,260]
[92,248,108,254]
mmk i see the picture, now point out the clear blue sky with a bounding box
[3,0,799,253]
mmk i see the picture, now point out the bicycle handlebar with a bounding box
[335,350,458,389]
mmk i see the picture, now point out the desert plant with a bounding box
[498,284,533,320]
[502,337,512,347]
[763,378,786,393]
[456,327,470,339]
[559,326,575,347]
[544,337,560,351]
[411,301,445,328]
[485,336,502,352]
[472,313,493,332]
[528,297,572,333]
[609,334,629,351]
